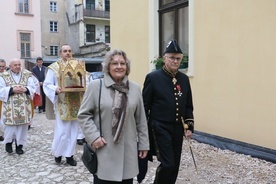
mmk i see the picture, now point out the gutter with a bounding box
[193,131,276,163]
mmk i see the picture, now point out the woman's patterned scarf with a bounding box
[111,81,129,143]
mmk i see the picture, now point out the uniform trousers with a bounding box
[151,119,184,184]
[93,174,133,184]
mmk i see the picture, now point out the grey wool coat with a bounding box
[77,74,149,181]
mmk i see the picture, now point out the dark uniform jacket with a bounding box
[143,68,194,127]
[142,68,194,160]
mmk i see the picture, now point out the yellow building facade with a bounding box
[110,0,276,151]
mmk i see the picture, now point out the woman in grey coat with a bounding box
[78,49,149,184]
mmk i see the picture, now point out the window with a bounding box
[50,1,58,12]
[105,26,110,43]
[161,0,174,5]
[86,24,95,42]
[20,33,31,58]
[86,0,95,10]
[18,0,29,13]
[105,0,110,11]
[50,46,59,56]
[159,0,189,56]
[50,21,58,32]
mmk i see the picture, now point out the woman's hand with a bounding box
[92,137,107,149]
[139,150,148,159]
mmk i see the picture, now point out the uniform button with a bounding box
[174,93,177,95]
[174,88,176,90]
[175,97,178,100]
[176,118,178,121]
[176,108,179,111]
[176,113,178,116]
[176,103,179,105]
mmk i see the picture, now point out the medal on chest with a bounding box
[172,78,177,85]
[176,84,182,97]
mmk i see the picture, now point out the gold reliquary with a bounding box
[59,59,86,92]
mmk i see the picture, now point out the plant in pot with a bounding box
[151,54,188,69]
[151,56,164,69]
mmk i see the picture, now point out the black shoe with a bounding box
[55,156,62,164]
[66,156,77,166]
[43,109,46,112]
[28,125,31,130]
[16,145,24,155]
[77,138,85,145]
[0,136,4,141]
[39,109,43,113]
[5,142,13,153]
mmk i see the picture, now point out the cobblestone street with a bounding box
[0,111,157,184]
[0,111,275,184]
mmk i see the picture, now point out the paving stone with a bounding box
[0,111,275,184]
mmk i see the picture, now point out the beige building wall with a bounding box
[110,0,149,85]
[111,0,276,150]
[193,0,276,150]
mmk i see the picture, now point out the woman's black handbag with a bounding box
[82,79,103,174]
[82,143,98,174]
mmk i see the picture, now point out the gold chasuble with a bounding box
[48,59,86,120]
[1,70,32,125]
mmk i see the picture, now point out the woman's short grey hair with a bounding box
[102,49,131,76]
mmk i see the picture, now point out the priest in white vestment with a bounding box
[43,44,84,166]
[0,58,36,154]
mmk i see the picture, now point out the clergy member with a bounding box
[0,58,36,154]
[43,44,85,166]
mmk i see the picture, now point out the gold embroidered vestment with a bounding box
[1,70,32,125]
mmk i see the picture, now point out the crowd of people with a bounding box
[0,39,194,184]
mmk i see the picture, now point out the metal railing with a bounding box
[83,9,110,19]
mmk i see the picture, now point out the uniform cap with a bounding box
[163,39,183,55]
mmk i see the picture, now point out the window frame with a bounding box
[50,1,58,12]
[105,26,110,43]
[86,24,96,42]
[105,0,110,11]
[16,0,33,15]
[50,45,59,56]
[158,0,188,56]
[17,31,33,59]
[50,21,58,32]
[86,0,95,10]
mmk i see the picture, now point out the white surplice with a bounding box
[43,68,78,157]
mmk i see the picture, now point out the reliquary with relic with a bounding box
[59,59,86,92]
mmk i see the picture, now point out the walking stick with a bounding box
[181,117,198,174]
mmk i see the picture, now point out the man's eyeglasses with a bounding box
[165,56,182,62]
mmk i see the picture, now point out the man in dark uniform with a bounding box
[142,39,194,184]
[31,57,46,113]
